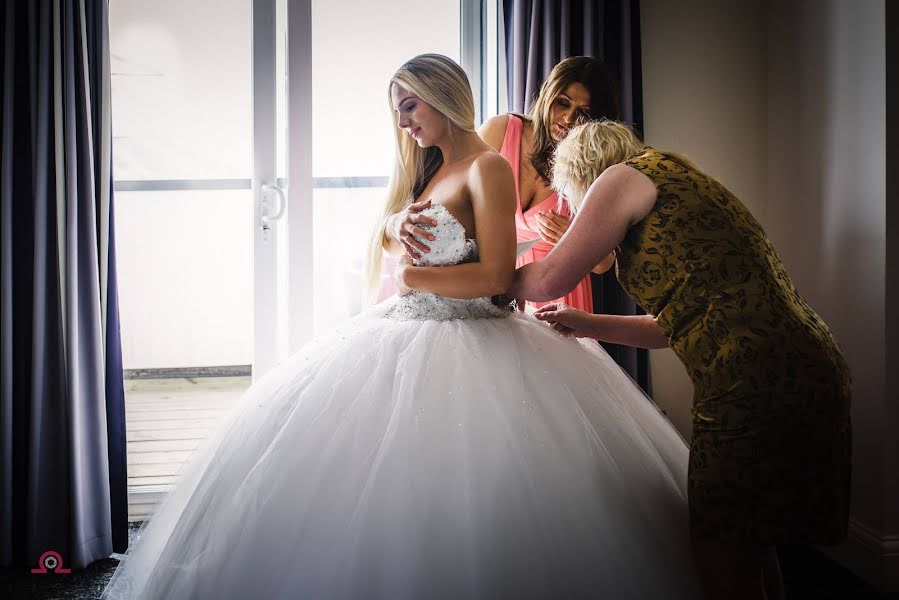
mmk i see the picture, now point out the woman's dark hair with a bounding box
[524,56,621,184]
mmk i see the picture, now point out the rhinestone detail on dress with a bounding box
[386,203,514,321]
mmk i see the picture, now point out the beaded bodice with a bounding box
[386,204,514,321]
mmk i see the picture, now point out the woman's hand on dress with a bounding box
[535,210,570,245]
[394,255,414,297]
[534,303,596,338]
[389,199,438,260]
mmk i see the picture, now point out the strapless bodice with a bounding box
[386,203,513,321]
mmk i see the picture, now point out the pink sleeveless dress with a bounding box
[499,114,594,312]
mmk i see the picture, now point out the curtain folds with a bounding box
[503,0,651,394]
[1,0,128,571]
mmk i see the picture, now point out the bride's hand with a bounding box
[533,303,596,338]
[394,255,414,297]
[389,199,438,260]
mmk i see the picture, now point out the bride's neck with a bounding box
[435,130,486,165]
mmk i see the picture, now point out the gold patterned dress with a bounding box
[617,147,852,546]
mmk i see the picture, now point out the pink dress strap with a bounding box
[498,114,594,313]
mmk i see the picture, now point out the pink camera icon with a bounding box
[31,550,71,574]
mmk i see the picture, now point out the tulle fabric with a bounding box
[102,300,703,599]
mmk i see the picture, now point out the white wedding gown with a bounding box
[102,204,704,599]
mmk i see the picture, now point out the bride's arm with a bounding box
[397,153,517,299]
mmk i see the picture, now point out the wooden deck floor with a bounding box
[125,376,250,521]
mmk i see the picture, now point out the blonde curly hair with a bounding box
[551,119,645,213]
[553,119,708,214]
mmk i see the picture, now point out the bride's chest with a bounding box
[418,177,475,237]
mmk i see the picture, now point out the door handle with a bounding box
[261,183,287,224]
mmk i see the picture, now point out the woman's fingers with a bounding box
[536,221,560,244]
[409,199,438,222]
[409,226,435,243]
[410,218,438,236]
[536,212,567,237]
[534,303,561,315]
[402,233,430,254]
[537,231,556,244]
[409,198,432,212]
[398,221,434,255]
[545,211,571,228]
[535,214,566,245]
[396,199,436,255]
[401,241,422,260]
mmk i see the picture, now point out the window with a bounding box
[111,0,504,509]
[306,0,461,332]
[111,0,504,370]
[110,0,254,370]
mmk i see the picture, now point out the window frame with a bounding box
[112,0,500,360]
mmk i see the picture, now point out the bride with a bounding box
[101,54,703,599]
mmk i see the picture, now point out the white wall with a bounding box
[886,0,899,565]
[641,0,895,590]
[766,0,895,589]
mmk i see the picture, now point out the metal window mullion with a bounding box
[253,0,280,378]
[461,0,486,125]
[112,176,389,193]
[286,0,314,354]
[113,179,253,192]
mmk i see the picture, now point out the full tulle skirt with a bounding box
[102,300,703,599]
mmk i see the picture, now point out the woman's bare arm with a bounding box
[534,210,616,274]
[589,314,669,348]
[534,305,669,349]
[508,164,657,301]
[398,153,518,298]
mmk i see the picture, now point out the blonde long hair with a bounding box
[552,119,703,213]
[362,54,476,302]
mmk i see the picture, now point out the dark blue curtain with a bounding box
[1,0,128,571]
[503,0,651,394]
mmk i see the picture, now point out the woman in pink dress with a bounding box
[478,56,620,311]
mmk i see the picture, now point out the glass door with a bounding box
[282,0,466,352]
[110,0,497,514]
[110,0,262,515]
[111,0,255,378]
[252,0,288,378]
[111,0,496,380]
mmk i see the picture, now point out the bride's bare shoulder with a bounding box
[469,149,513,180]
[467,150,515,208]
